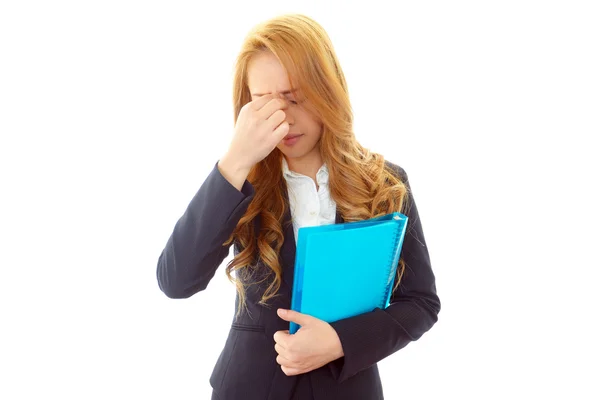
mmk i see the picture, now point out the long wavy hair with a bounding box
[223,13,410,318]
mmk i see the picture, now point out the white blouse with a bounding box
[282,158,337,244]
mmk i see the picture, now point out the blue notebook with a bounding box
[289,212,409,334]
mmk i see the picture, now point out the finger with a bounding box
[276,354,295,368]
[274,343,295,363]
[270,120,290,143]
[256,96,288,119]
[277,309,314,326]
[281,365,302,377]
[273,330,290,345]
[248,93,279,112]
[265,108,288,132]
[274,342,287,355]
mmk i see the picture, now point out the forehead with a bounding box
[247,52,297,96]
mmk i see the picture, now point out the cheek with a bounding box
[301,112,323,136]
[313,121,324,138]
[291,107,322,140]
[304,122,322,141]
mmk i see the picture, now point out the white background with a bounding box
[1,1,599,399]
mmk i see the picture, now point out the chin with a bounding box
[278,147,309,160]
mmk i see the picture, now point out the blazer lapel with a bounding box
[280,204,296,295]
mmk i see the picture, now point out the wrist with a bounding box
[218,154,251,192]
[219,153,251,176]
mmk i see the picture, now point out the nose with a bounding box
[277,94,294,125]
[285,110,295,126]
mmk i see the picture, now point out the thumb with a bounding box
[277,309,315,326]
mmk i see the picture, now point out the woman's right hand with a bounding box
[218,94,290,190]
[226,94,290,171]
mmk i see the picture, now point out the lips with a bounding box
[283,133,302,140]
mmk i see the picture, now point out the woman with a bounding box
[156,13,441,400]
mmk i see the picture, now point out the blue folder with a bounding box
[289,212,409,334]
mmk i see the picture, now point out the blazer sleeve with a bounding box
[156,161,255,299]
[327,164,441,383]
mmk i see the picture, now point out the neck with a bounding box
[284,149,323,182]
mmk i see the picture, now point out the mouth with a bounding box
[282,133,303,146]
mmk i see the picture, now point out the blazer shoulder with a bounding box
[383,159,408,183]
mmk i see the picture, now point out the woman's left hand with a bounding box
[273,308,345,376]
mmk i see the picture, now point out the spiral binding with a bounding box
[380,214,405,309]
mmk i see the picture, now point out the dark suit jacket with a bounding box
[156,160,441,400]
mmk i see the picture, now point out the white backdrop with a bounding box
[1,1,599,399]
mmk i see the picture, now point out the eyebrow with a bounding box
[251,88,298,97]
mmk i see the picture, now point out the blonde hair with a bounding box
[224,13,409,318]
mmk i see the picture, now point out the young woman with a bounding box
[156,13,441,400]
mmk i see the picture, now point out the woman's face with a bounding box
[247,51,323,162]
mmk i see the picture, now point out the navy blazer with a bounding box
[156,160,441,400]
